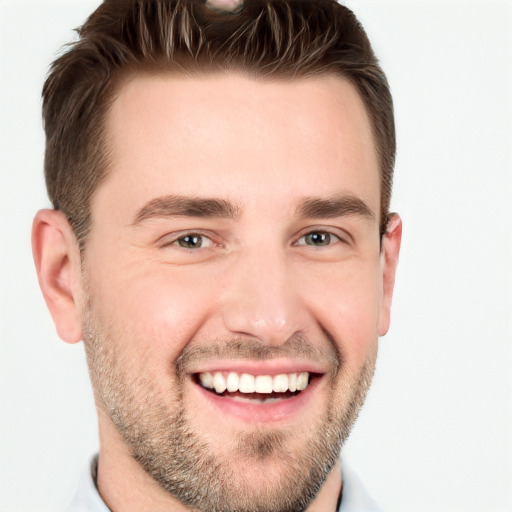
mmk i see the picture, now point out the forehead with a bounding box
[96,72,380,219]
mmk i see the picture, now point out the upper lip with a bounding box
[186,358,329,376]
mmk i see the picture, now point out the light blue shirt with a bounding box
[64,455,385,512]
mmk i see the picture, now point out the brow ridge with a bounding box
[297,195,375,220]
[132,195,240,225]
[132,193,373,226]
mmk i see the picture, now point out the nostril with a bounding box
[222,312,301,346]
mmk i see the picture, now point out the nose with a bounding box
[220,246,306,345]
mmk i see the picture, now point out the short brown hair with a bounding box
[43,0,395,247]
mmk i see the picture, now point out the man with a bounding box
[32,0,401,511]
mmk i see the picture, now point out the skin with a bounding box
[206,0,242,11]
[32,73,401,512]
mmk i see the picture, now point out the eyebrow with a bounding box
[297,195,375,220]
[132,195,240,225]
[131,193,374,226]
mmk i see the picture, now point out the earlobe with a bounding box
[378,213,402,336]
[32,209,83,344]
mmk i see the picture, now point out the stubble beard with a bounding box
[82,304,377,512]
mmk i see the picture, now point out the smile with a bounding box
[187,360,327,422]
[199,370,310,393]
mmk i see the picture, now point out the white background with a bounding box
[1,1,511,511]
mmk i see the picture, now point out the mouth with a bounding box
[193,370,318,404]
[185,356,329,423]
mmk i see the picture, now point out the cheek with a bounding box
[303,261,382,362]
[86,258,220,364]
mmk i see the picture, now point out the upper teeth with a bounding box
[199,371,310,394]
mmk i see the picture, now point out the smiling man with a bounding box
[32,1,401,511]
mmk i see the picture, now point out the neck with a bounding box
[96,410,191,512]
[306,461,342,512]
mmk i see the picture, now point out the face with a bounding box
[78,73,399,512]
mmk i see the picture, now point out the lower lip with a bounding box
[190,376,323,424]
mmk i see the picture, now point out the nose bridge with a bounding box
[220,243,304,344]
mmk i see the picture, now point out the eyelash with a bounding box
[295,230,343,247]
[161,228,347,250]
[161,232,217,250]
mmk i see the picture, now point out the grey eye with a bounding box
[304,232,332,246]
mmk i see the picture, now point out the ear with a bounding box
[378,213,402,336]
[32,209,83,344]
